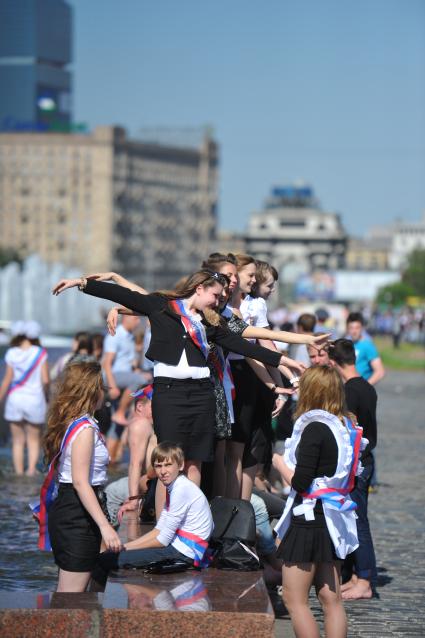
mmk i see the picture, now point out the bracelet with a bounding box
[289,376,300,386]
[276,394,288,403]
[127,493,145,501]
[78,276,88,291]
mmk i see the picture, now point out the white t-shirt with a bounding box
[57,416,109,485]
[228,295,269,361]
[5,345,47,396]
[156,474,213,559]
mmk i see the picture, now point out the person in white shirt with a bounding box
[0,320,49,476]
[94,442,213,578]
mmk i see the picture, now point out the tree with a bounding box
[402,248,425,297]
[0,248,22,268]
[376,281,415,307]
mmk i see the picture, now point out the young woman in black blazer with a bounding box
[52,270,293,487]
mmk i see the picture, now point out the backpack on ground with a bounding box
[209,497,261,571]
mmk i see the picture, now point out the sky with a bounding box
[70,0,425,237]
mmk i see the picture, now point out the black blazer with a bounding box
[84,280,281,368]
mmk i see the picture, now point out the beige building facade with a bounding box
[0,126,218,290]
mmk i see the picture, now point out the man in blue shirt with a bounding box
[346,312,385,386]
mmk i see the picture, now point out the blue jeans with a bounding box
[102,544,192,571]
[251,493,276,556]
[347,461,377,585]
[91,545,192,588]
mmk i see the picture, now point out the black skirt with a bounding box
[229,359,258,443]
[276,512,338,563]
[242,377,275,469]
[48,483,107,572]
[152,377,216,462]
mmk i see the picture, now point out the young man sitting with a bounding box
[93,442,213,585]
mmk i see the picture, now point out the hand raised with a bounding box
[52,278,80,296]
[87,272,116,282]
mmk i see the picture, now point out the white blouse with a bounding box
[57,416,109,486]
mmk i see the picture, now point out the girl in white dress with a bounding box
[0,321,49,476]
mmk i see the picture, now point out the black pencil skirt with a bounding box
[152,377,216,462]
[229,359,258,444]
[48,483,107,572]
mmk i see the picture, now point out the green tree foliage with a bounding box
[0,248,22,268]
[402,248,425,297]
[376,281,415,307]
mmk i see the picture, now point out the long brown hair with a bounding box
[158,269,228,327]
[295,365,348,421]
[43,361,104,464]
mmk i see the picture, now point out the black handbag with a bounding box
[210,497,256,544]
[209,497,260,571]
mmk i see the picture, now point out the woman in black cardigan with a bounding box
[53,270,295,486]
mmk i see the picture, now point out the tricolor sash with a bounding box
[169,299,209,359]
[8,347,47,395]
[131,384,153,400]
[29,415,95,550]
[175,529,210,568]
[300,418,363,514]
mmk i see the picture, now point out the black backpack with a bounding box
[209,497,261,571]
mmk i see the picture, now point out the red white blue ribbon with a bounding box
[169,299,209,359]
[8,347,46,395]
[175,529,210,568]
[29,415,95,550]
[302,418,363,511]
[131,384,153,400]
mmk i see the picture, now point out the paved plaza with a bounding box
[275,369,425,637]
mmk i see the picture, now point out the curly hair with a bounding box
[43,361,104,464]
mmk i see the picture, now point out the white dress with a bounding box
[4,345,47,424]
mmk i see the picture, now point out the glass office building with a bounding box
[0,0,72,131]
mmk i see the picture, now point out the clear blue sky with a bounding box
[71,0,425,236]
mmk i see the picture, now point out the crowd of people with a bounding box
[1,252,387,638]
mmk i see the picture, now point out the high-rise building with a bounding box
[0,126,218,290]
[0,0,72,132]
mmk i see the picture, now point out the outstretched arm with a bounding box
[242,326,330,347]
[52,278,164,316]
[86,272,149,295]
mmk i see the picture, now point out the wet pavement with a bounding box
[275,369,425,637]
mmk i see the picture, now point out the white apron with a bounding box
[275,409,368,559]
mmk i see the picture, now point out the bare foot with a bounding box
[25,469,40,477]
[112,411,128,426]
[341,580,373,600]
[341,575,358,592]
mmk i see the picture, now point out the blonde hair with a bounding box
[295,365,348,421]
[151,442,185,467]
[43,361,104,464]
